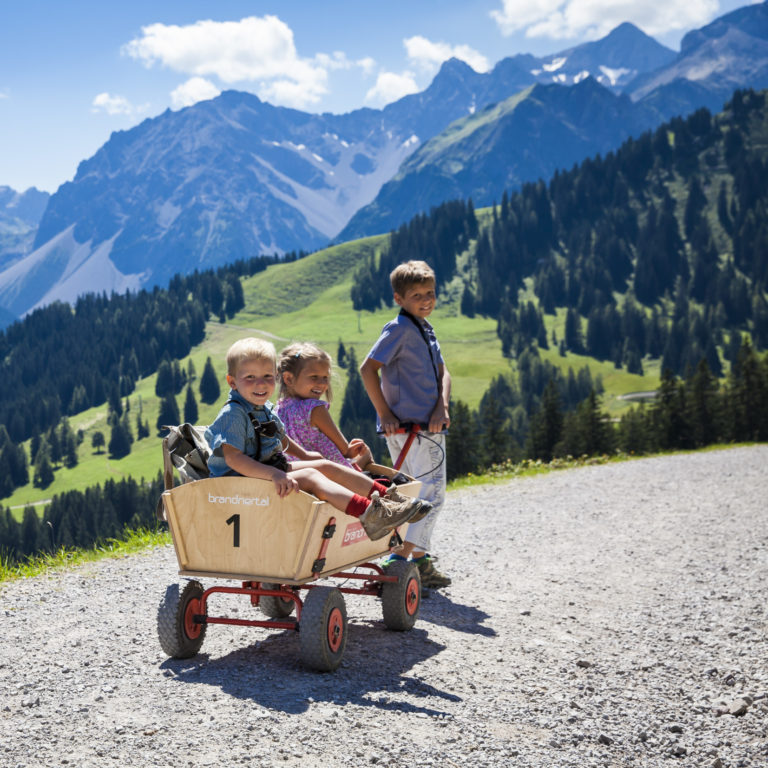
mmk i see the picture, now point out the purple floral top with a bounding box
[275,397,354,468]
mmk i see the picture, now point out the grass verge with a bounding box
[0,526,171,584]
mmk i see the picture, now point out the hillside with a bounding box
[6,86,768,525]
[1,231,655,514]
[353,88,768,382]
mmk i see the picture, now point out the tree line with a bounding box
[0,474,164,566]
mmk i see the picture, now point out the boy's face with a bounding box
[227,358,276,407]
[394,281,436,320]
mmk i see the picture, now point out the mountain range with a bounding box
[341,1,768,240]
[1,1,767,323]
[0,186,49,271]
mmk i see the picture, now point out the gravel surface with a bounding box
[2,445,767,768]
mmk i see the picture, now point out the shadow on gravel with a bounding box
[418,592,496,637]
[162,622,459,716]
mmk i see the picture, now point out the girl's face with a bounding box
[286,359,331,400]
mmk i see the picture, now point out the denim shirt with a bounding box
[366,311,444,428]
[205,390,286,478]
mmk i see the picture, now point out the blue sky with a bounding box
[0,0,756,193]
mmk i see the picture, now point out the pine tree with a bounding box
[91,431,105,454]
[184,385,199,424]
[478,394,514,466]
[525,379,563,461]
[653,368,692,449]
[460,284,476,318]
[445,400,480,479]
[33,450,54,489]
[157,395,181,437]
[337,340,348,369]
[199,357,221,404]
[686,358,720,447]
[339,349,382,463]
[20,506,41,557]
[108,420,132,459]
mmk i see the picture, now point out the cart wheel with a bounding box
[157,581,206,659]
[299,587,347,672]
[381,560,421,631]
[258,583,296,619]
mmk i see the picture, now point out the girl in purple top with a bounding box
[276,342,373,469]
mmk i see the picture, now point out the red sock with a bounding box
[369,481,388,498]
[345,494,370,518]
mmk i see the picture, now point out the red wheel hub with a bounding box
[327,607,344,652]
[405,577,419,616]
[184,597,203,639]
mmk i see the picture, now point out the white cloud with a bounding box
[357,57,377,76]
[122,15,373,110]
[91,92,149,117]
[490,0,720,40]
[170,77,221,109]
[0,90,8,100]
[365,71,419,106]
[404,35,490,73]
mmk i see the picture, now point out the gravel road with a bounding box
[2,445,767,768]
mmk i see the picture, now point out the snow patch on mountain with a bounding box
[543,57,567,72]
[599,66,632,86]
[28,232,145,313]
[0,226,143,316]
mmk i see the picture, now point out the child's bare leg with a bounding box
[290,459,372,497]
[399,542,425,559]
[288,467,356,511]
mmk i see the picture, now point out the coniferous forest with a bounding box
[353,89,768,377]
[0,252,304,501]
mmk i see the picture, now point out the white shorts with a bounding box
[385,431,446,553]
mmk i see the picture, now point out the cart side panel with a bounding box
[165,471,423,582]
[296,471,424,579]
[165,477,317,579]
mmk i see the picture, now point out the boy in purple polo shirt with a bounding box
[360,260,452,589]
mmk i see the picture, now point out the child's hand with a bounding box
[302,450,324,461]
[348,439,373,468]
[271,470,298,498]
[428,404,450,434]
[380,409,400,436]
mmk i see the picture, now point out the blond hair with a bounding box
[390,260,436,297]
[277,341,334,402]
[226,338,276,376]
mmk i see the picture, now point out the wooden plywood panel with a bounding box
[164,470,424,582]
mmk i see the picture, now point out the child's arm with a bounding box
[309,405,371,466]
[282,435,323,462]
[360,357,400,436]
[220,443,298,498]
[428,363,452,433]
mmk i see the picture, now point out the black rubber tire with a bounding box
[258,583,296,619]
[299,587,347,672]
[157,580,206,659]
[381,560,421,631]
